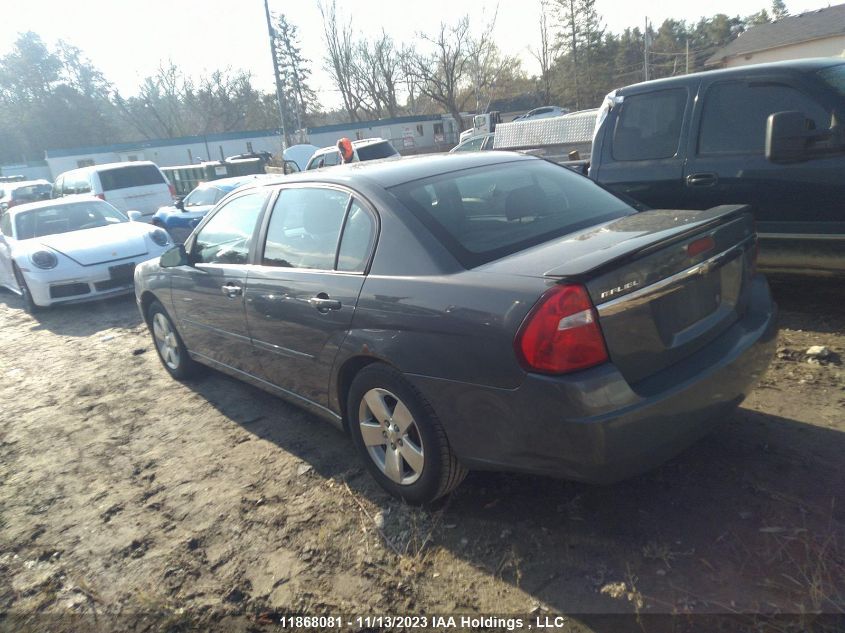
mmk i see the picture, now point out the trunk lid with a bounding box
[479,205,756,385]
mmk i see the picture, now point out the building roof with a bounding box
[706,4,845,66]
[44,114,445,159]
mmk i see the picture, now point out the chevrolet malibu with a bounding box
[134,153,777,503]
[0,197,171,311]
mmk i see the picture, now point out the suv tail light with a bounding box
[515,284,608,374]
[168,183,177,199]
[96,193,106,201]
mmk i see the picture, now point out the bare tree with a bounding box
[407,17,473,131]
[530,1,553,103]
[466,6,516,113]
[318,0,364,121]
[353,31,404,118]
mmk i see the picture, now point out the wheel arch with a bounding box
[334,354,397,431]
[139,290,164,326]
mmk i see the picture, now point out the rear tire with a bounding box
[13,264,38,314]
[147,300,198,379]
[347,363,467,504]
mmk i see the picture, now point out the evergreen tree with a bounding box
[771,0,789,20]
[274,13,318,141]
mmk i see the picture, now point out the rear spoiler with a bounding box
[544,205,752,279]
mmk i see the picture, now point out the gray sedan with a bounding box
[134,152,777,503]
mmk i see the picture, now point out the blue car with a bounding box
[152,175,268,243]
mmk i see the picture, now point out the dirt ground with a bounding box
[0,277,843,633]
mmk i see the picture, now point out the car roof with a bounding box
[617,57,844,94]
[195,174,269,192]
[312,138,390,155]
[7,195,106,216]
[249,151,536,191]
[58,160,159,177]
[3,179,51,191]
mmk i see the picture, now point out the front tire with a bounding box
[347,364,467,504]
[147,300,198,379]
[13,264,38,314]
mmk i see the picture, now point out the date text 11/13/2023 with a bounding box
[272,615,574,630]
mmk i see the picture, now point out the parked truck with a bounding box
[587,58,845,277]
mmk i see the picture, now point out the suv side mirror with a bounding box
[160,244,188,268]
[766,110,843,163]
[766,111,816,162]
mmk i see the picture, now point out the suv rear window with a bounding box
[356,142,398,161]
[99,165,166,191]
[391,160,634,268]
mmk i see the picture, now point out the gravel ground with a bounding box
[0,277,842,633]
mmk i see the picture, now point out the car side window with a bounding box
[698,81,831,155]
[0,213,12,236]
[337,200,376,272]
[612,88,687,161]
[262,188,350,270]
[455,137,485,152]
[192,191,267,265]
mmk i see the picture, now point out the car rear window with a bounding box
[99,165,166,191]
[390,159,634,268]
[12,184,52,202]
[356,142,398,161]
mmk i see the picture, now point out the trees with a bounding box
[771,0,789,20]
[530,1,554,104]
[318,0,364,122]
[406,18,472,130]
[274,13,318,140]
[0,32,119,163]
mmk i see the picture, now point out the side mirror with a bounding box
[175,199,184,211]
[766,110,832,163]
[127,210,143,222]
[160,244,188,268]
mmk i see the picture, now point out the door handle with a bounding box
[220,283,242,298]
[309,294,342,313]
[686,172,718,187]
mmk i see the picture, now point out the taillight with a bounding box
[7,200,16,208]
[515,284,609,374]
[96,193,106,201]
[168,184,176,199]
[686,235,715,258]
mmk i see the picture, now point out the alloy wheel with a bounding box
[358,388,425,485]
[152,312,180,370]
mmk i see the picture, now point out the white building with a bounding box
[37,114,460,180]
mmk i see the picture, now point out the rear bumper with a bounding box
[406,275,778,483]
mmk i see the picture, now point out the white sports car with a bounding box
[0,197,171,311]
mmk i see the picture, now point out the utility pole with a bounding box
[685,39,690,74]
[643,17,649,81]
[264,0,288,153]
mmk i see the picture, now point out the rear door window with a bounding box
[612,88,687,161]
[192,192,267,265]
[262,187,349,270]
[698,81,830,155]
[99,165,166,191]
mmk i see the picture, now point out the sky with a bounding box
[0,0,833,108]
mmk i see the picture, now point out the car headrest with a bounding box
[505,186,549,221]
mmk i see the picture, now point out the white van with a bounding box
[53,162,174,221]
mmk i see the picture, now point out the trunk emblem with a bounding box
[600,280,640,299]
